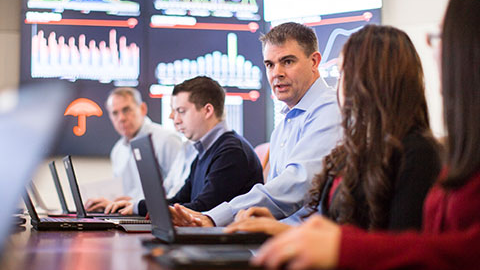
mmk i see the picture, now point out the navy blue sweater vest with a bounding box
[138,131,263,215]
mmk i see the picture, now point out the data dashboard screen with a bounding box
[20,0,380,155]
[21,0,266,155]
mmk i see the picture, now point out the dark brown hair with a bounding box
[260,22,318,57]
[308,25,433,230]
[172,76,225,119]
[440,0,480,189]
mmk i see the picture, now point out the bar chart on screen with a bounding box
[153,33,262,90]
[149,30,261,134]
[30,29,140,83]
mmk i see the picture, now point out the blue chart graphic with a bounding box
[154,33,262,90]
[31,29,140,83]
[151,32,262,136]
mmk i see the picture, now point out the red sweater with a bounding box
[338,171,480,270]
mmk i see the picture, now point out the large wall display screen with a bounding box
[20,0,381,155]
[20,0,266,155]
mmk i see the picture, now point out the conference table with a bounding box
[1,219,249,270]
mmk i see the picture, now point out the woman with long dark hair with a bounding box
[253,0,480,268]
[227,25,441,234]
[308,24,440,231]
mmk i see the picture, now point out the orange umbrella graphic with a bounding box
[64,98,103,136]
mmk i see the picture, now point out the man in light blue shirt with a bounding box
[170,22,342,227]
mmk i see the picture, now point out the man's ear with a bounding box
[204,103,215,119]
[140,102,148,116]
[311,51,322,71]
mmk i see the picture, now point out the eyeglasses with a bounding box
[426,32,441,48]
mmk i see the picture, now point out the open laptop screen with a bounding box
[49,161,71,214]
[63,155,89,218]
[22,190,41,223]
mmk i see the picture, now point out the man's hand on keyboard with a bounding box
[169,203,214,227]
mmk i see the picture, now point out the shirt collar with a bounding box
[280,77,330,115]
[121,117,151,146]
[194,120,229,159]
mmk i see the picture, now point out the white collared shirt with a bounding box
[110,117,182,201]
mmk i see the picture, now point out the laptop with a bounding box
[22,189,115,231]
[28,181,54,213]
[28,180,76,218]
[62,155,147,220]
[131,134,270,245]
[49,160,76,216]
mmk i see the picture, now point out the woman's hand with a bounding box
[252,215,341,270]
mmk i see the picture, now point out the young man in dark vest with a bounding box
[111,76,264,215]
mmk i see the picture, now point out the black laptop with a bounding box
[49,160,76,216]
[131,134,270,245]
[62,155,146,220]
[23,189,115,231]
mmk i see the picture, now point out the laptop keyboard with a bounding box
[116,219,151,224]
[41,217,85,222]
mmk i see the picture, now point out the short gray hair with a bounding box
[106,87,143,108]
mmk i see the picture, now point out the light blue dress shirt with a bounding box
[205,78,342,226]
